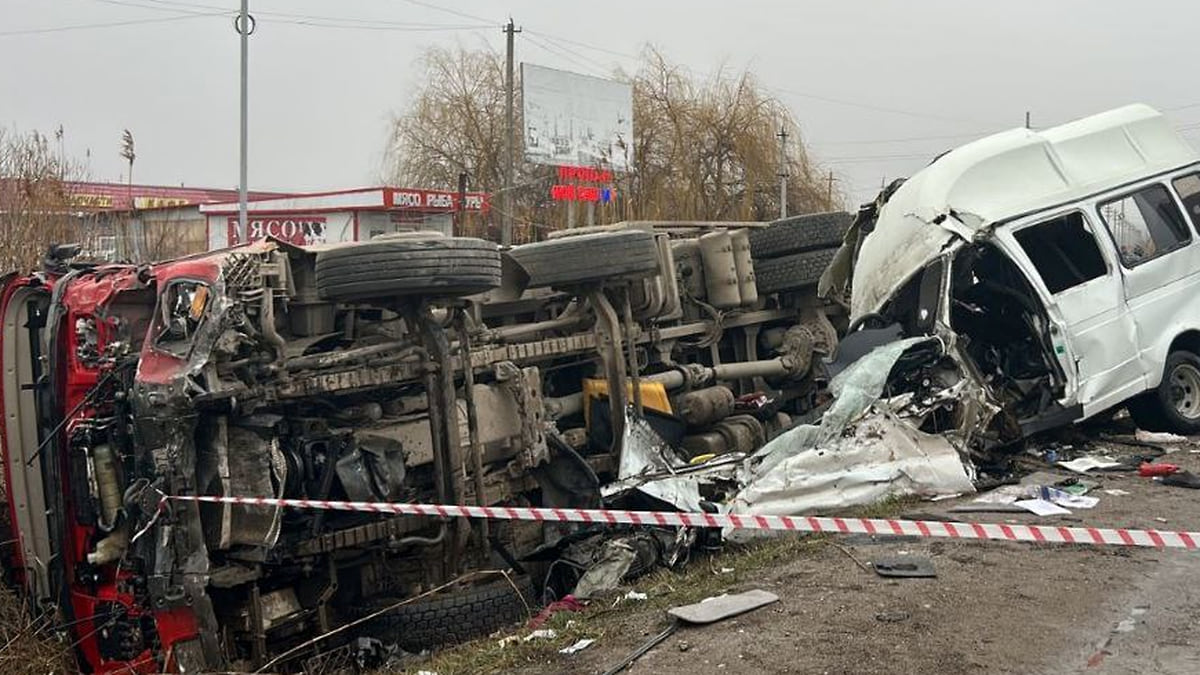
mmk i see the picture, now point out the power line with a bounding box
[816,130,991,146]
[0,12,220,37]
[523,33,609,78]
[97,0,491,30]
[391,0,498,25]
[770,85,989,125]
[822,152,937,164]
[528,32,620,74]
[523,29,640,62]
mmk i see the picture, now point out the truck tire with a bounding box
[754,247,839,294]
[1128,350,1200,434]
[354,576,536,651]
[749,211,853,260]
[315,237,501,301]
[508,231,659,288]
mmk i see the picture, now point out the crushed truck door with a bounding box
[0,275,55,602]
[996,209,1143,416]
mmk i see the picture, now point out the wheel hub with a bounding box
[1169,362,1200,420]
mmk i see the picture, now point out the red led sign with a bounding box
[550,185,616,203]
[557,165,614,183]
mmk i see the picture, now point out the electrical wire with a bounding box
[523,28,639,62]
[94,0,491,31]
[527,31,621,74]
[770,85,990,125]
[822,153,937,165]
[0,12,219,37]
[817,130,992,146]
[523,32,610,78]
[391,0,498,25]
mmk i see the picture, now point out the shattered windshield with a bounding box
[153,280,210,356]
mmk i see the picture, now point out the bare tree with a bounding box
[385,45,839,238]
[0,128,81,272]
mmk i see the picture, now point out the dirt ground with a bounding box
[413,440,1200,675]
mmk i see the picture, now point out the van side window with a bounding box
[1171,173,1200,230]
[1013,212,1107,294]
[1098,184,1191,267]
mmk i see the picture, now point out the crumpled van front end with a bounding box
[830,103,1200,446]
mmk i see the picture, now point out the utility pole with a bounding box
[1025,110,1031,130]
[827,170,835,206]
[777,125,788,219]
[502,18,521,245]
[236,0,254,245]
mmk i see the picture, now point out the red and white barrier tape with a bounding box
[170,495,1200,549]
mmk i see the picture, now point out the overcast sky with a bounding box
[3,0,1199,206]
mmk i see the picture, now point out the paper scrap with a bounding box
[623,591,648,601]
[1102,489,1130,496]
[1059,456,1122,474]
[560,638,596,654]
[1014,498,1072,516]
[524,629,557,642]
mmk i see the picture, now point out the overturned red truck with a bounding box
[1,216,848,672]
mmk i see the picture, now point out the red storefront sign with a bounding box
[228,216,328,245]
[386,188,487,211]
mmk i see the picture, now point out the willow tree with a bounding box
[628,47,832,221]
[385,45,837,237]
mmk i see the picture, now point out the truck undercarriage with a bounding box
[2,217,850,672]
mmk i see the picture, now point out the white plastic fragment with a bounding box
[1135,430,1191,446]
[559,638,596,654]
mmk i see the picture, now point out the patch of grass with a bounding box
[0,584,74,674]
[849,494,924,519]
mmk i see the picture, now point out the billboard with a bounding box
[521,63,633,172]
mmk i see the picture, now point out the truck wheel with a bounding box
[353,576,536,651]
[748,211,853,259]
[754,247,839,294]
[315,237,501,301]
[1129,350,1200,434]
[507,231,659,288]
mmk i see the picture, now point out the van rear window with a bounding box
[1013,212,1108,294]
